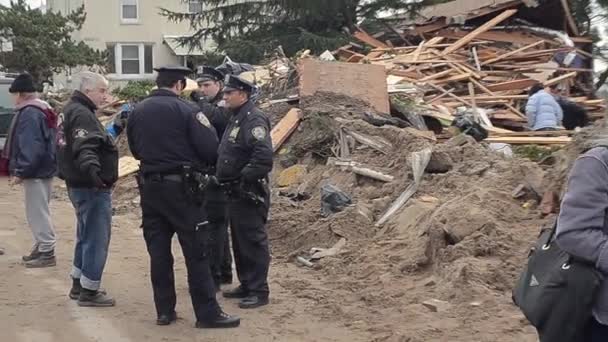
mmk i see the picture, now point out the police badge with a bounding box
[195,112,211,128]
[251,126,267,141]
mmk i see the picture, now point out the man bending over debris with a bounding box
[4,73,58,268]
[217,75,273,309]
[58,72,118,307]
[525,82,563,131]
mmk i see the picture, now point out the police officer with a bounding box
[127,66,240,329]
[217,75,273,309]
[191,66,233,288]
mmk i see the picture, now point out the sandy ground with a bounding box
[0,181,370,342]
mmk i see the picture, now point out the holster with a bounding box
[182,165,210,206]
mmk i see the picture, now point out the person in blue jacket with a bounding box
[525,82,563,131]
[3,73,58,268]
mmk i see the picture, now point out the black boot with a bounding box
[222,285,248,299]
[156,311,178,326]
[69,278,82,300]
[22,245,41,262]
[78,288,115,307]
[238,295,269,309]
[195,311,240,329]
[24,250,56,268]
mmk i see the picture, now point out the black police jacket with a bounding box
[57,91,119,188]
[127,89,219,175]
[216,100,273,182]
[196,91,230,138]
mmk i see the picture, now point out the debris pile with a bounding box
[331,0,602,147]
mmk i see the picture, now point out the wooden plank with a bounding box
[271,108,303,152]
[489,130,574,137]
[486,79,538,92]
[436,29,547,46]
[469,78,526,119]
[353,29,389,49]
[442,9,518,55]
[118,156,140,178]
[560,0,580,36]
[299,59,390,113]
[481,41,544,66]
[543,72,577,87]
[427,83,473,107]
[412,41,425,62]
[419,69,453,82]
[366,50,385,59]
[484,136,572,145]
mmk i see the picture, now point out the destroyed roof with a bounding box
[411,0,530,24]
[393,0,578,36]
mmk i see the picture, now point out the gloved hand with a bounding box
[88,166,107,189]
[190,90,205,103]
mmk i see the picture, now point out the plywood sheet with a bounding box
[299,59,390,113]
[271,108,303,152]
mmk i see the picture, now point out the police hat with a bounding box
[153,65,193,77]
[195,66,225,83]
[223,74,255,93]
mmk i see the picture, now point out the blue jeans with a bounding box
[67,188,112,291]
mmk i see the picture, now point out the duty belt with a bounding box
[143,173,183,183]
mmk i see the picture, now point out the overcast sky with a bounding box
[0,0,43,7]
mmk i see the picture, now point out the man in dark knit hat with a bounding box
[2,73,58,268]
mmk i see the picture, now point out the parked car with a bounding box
[0,76,15,153]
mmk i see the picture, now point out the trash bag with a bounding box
[451,111,488,142]
[216,56,255,76]
[321,184,352,217]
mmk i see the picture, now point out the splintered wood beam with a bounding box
[353,29,389,48]
[271,108,303,152]
[484,136,572,145]
[442,9,518,55]
[480,40,544,66]
[427,83,473,107]
[468,78,527,119]
[544,72,577,87]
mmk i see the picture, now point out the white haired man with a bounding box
[57,72,118,307]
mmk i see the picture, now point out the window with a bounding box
[188,0,203,13]
[106,43,153,78]
[121,0,138,23]
[121,45,140,74]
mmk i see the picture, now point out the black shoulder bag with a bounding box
[513,221,603,342]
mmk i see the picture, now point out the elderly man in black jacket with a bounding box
[58,71,118,307]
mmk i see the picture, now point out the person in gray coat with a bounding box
[525,83,563,131]
[556,137,608,341]
[3,73,58,268]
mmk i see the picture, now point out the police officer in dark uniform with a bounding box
[191,66,233,288]
[127,66,240,329]
[217,75,273,309]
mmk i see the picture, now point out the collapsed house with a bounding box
[329,0,600,146]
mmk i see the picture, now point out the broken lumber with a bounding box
[376,148,432,226]
[481,40,544,66]
[442,9,518,55]
[118,156,140,178]
[484,136,572,145]
[489,130,573,137]
[327,158,394,183]
[486,79,538,92]
[543,72,577,87]
[342,128,392,155]
[353,29,389,49]
[271,108,303,152]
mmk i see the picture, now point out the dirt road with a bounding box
[0,181,370,342]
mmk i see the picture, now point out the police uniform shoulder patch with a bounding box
[251,126,267,141]
[195,112,211,128]
[74,128,88,139]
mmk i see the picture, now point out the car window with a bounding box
[0,81,13,111]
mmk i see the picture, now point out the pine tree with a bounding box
[161,0,451,63]
[0,0,105,86]
[570,0,608,89]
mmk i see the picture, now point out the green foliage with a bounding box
[188,51,226,68]
[161,0,452,63]
[112,80,155,101]
[0,0,105,86]
[514,145,561,162]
